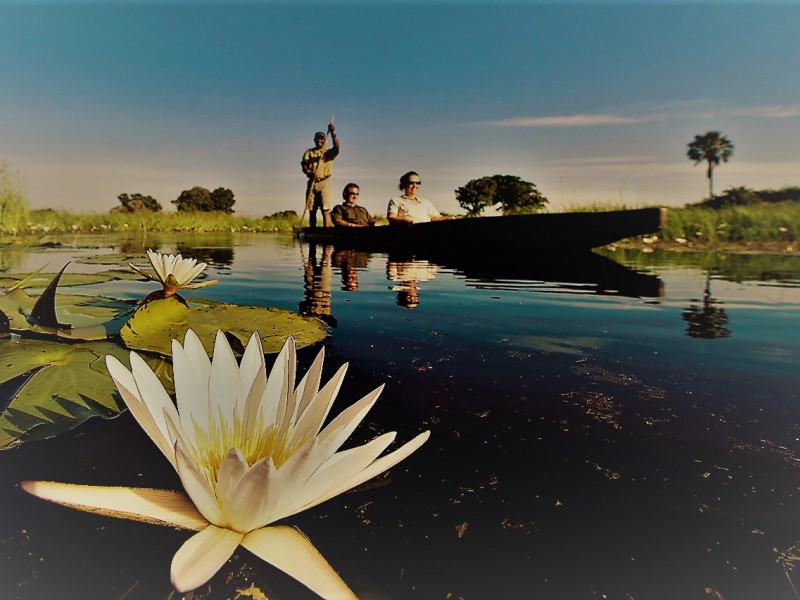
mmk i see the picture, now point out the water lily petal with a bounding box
[227,457,280,531]
[292,347,325,424]
[275,432,397,521]
[181,279,219,290]
[215,448,249,508]
[171,338,208,437]
[174,439,225,526]
[240,333,267,438]
[180,329,213,432]
[315,385,384,456]
[209,330,241,430]
[171,525,243,593]
[289,363,348,448]
[241,526,356,600]
[20,481,207,531]
[299,430,431,513]
[260,337,292,426]
[129,352,180,441]
[106,355,176,467]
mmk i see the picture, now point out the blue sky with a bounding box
[1,2,798,217]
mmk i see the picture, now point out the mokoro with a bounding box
[297,207,667,252]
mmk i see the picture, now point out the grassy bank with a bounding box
[23,208,300,235]
[1,202,796,256]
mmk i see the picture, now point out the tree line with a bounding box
[114,186,236,213]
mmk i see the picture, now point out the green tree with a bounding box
[117,193,162,212]
[210,187,235,213]
[173,187,212,212]
[173,186,236,212]
[687,131,734,200]
[455,174,548,216]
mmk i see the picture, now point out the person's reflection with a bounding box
[332,249,369,292]
[386,258,439,309]
[682,272,730,339]
[299,243,337,327]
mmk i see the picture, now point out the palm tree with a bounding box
[687,131,734,200]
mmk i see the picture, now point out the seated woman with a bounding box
[387,171,450,225]
[331,183,372,227]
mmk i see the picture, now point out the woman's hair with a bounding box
[398,171,419,190]
[342,183,359,199]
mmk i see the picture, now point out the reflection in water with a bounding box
[175,243,235,268]
[332,249,369,292]
[299,243,337,327]
[386,257,439,309]
[682,272,730,339]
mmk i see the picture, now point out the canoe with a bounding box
[297,207,667,252]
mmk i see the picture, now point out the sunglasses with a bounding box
[407,181,422,186]
[348,191,360,196]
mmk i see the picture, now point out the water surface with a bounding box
[1,234,799,599]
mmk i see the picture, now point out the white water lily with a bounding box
[22,330,430,597]
[129,249,218,296]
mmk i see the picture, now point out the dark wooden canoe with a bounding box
[297,207,667,252]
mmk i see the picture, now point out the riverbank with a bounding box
[612,238,798,255]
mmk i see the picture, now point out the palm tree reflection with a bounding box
[682,272,730,339]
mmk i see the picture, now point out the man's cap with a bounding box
[314,132,326,139]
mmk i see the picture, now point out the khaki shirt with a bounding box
[302,146,338,181]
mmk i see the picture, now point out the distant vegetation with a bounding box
[661,189,798,244]
[23,209,299,235]
[455,174,548,216]
[0,162,29,234]
[115,192,163,213]
[173,186,236,213]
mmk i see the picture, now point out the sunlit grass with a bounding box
[0,163,29,235]
[662,202,798,243]
[25,209,299,235]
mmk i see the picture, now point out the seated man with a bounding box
[332,183,372,228]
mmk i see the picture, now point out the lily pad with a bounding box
[0,272,116,289]
[0,288,135,340]
[0,338,174,449]
[76,253,145,265]
[120,295,329,357]
[0,340,131,448]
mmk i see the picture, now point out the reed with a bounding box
[0,163,29,235]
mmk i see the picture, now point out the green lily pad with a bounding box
[0,338,174,449]
[0,272,116,289]
[76,253,145,265]
[120,295,329,357]
[0,339,150,449]
[98,268,152,281]
[0,288,135,340]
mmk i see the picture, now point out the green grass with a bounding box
[6,200,799,248]
[25,209,301,235]
[0,163,29,235]
[661,202,798,243]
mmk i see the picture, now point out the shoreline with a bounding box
[610,239,798,256]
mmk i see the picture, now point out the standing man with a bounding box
[301,122,339,228]
[332,183,372,227]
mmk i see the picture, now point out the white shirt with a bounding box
[387,195,441,224]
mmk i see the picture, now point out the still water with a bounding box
[1,233,800,599]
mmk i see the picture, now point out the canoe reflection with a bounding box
[384,248,665,301]
[305,244,664,313]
